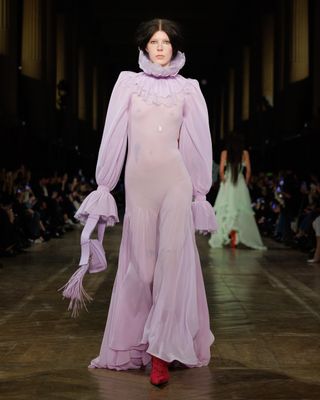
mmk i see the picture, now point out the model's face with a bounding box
[146,30,173,67]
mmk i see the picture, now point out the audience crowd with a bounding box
[248,170,320,259]
[1,165,319,261]
[0,165,91,257]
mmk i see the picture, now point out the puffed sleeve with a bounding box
[59,71,132,317]
[179,79,218,234]
[75,71,132,226]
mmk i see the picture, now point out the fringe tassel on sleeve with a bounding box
[59,263,92,318]
[59,217,107,317]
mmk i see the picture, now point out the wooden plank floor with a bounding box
[1,224,320,399]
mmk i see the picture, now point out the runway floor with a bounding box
[1,224,320,399]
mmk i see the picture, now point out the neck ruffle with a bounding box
[123,50,191,106]
[138,50,186,77]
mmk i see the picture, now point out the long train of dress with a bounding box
[209,167,266,250]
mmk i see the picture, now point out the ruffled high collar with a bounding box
[138,50,186,78]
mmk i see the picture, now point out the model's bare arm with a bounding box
[219,150,227,182]
[244,150,251,184]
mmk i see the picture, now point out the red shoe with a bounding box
[230,230,237,248]
[150,356,170,386]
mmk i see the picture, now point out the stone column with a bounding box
[312,0,320,121]
[262,14,274,106]
[56,14,66,109]
[290,0,309,82]
[242,46,250,121]
[45,0,55,84]
[0,0,9,54]
[0,0,17,117]
[44,0,56,139]
[276,0,286,92]
[21,0,42,79]
[228,68,235,132]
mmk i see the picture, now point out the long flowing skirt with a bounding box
[90,155,214,370]
[209,174,266,250]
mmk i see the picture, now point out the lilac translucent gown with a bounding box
[68,51,217,370]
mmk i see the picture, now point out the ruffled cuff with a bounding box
[75,185,119,226]
[192,197,218,234]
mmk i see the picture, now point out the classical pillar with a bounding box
[78,46,86,121]
[262,14,274,106]
[21,0,42,79]
[56,14,66,108]
[45,0,55,84]
[44,0,56,141]
[313,0,320,121]
[92,66,98,130]
[242,46,250,121]
[290,0,309,82]
[0,0,9,54]
[0,0,17,117]
[65,14,80,145]
[228,68,235,132]
[276,0,286,92]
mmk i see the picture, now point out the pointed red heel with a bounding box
[230,230,237,248]
[150,356,170,386]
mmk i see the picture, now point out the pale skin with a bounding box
[145,30,173,67]
[219,149,251,185]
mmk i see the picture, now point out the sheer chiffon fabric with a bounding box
[209,166,266,250]
[73,51,216,370]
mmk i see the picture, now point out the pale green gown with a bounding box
[208,162,267,250]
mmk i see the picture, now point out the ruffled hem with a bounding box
[88,209,214,370]
[89,346,151,371]
[144,331,214,367]
[139,209,214,367]
[192,200,218,234]
[209,203,267,250]
[75,187,119,225]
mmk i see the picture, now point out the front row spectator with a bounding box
[0,195,29,256]
[308,216,320,263]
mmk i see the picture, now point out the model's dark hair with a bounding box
[226,133,245,185]
[135,18,184,59]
